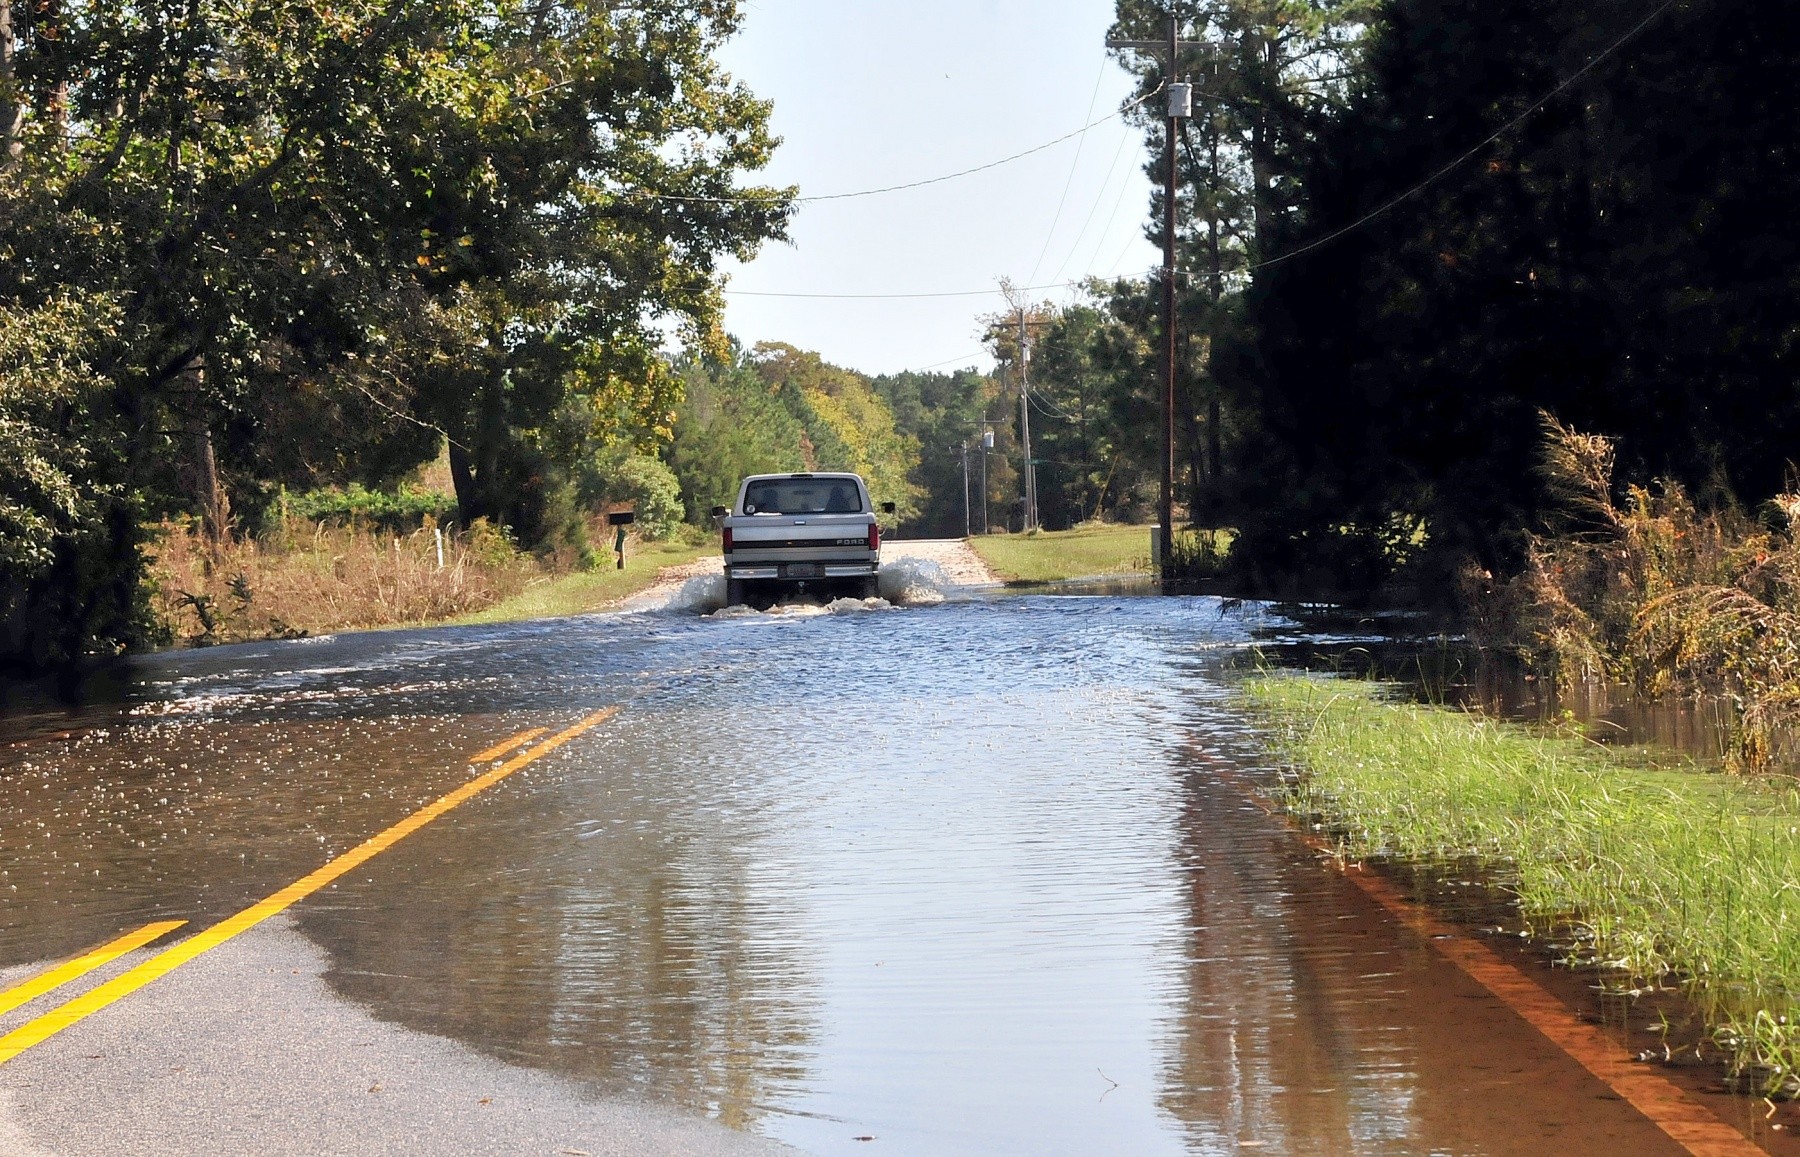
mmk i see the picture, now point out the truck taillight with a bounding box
[867,522,880,551]
[723,527,733,553]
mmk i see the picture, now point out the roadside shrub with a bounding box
[0,292,154,673]
[1496,414,1800,771]
[276,483,456,534]
[1164,528,1234,581]
[582,449,683,540]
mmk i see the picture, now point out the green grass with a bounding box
[451,540,713,625]
[1245,674,1800,1091]
[968,523,1158,583]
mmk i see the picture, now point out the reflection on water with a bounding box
[0,597,1716,1154]
[1160,717,1689,1155]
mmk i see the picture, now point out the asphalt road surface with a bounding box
[0,585,1784,1155]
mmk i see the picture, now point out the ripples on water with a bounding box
[0,595,1698,1155]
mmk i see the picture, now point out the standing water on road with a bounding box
[0,593,1712,1155]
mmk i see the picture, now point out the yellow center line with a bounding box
[0,706,620,1066]
[0,921,187,1019]
[470,727,547,764]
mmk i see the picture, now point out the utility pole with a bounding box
[1160,13,1182,572]
[1108,15,1202,575]
[980,426,992,534]
[960,439,972,538]
[1017,306,1038,532]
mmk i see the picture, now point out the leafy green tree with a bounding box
[746,344,923,521]
[869,367,996,537]
[0,293,153,672]
[1233,0,1800,596]
[0,0,790,669]
[579,449,683,541]
[1101,0,1377,526]
[982,295,1158,530]
[665,349,808,520]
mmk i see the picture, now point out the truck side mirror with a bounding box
[710,505,729,518]
[881,502,897,515]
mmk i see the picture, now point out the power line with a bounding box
[724,279,1080,301]
[1027,62,1110,287]
[1030,389,1079,421]
[1048,130,1133,288]
[620,86,1163,206]
[909,349,991,372]
[1248,0,1684,274]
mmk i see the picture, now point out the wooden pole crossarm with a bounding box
[1104,38,1218,58]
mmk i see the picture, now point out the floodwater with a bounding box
[0,587,1773,1153]
[1252,613,1756,770]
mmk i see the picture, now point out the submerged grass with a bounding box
[1245,673,1800,1092]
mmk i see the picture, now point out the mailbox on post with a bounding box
[607,510,635,569]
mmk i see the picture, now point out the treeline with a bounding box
[0,0,790,673]
[669,343,926,525]
[987,0,1800,601]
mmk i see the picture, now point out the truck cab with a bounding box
[714,473,894,607]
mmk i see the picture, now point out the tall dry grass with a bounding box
[146,516,541,643]
[1501,415,1800,770]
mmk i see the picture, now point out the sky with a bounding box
[713,1,1161,377]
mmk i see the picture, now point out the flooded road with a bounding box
[0,590,1763,1154]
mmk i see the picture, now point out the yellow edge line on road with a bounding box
[0,708,619,1066]
[1339,862,1765,1157]
[1209,760,1764,1157]
[0,921,187,1019]
[470,727,546,764]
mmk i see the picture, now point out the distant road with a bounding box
[625,537,997,609]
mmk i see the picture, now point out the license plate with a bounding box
[785,563,821,578]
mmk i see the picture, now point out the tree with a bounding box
[1235,0,1800,595]
[665,347,808,520]
[869,367,995,537]
[1102,0,1378,526]
[746,344,923,522]
[0,293,152,673]
[0,0,791,669]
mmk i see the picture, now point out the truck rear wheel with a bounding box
[725,579,746,607]
[859,576,880,600]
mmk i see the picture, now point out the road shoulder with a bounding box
[0,920,791,1157]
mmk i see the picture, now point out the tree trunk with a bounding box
[35,0,65,147]
[1186,409,1206,527]
[448,370,508,528]
[447,440,480,528]
[192,423,231,544]
[0,0,23,165]
[177,358,232,544]
[1207,395,1223,518]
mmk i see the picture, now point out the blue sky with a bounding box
[714,1,1160,376]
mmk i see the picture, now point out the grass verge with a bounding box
[451,540,711,625]
[968,523,1156,583]
[1245,673,1800,1093]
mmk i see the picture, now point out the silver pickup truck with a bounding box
[711,473,895,607]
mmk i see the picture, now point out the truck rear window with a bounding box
[742,479,864,514]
